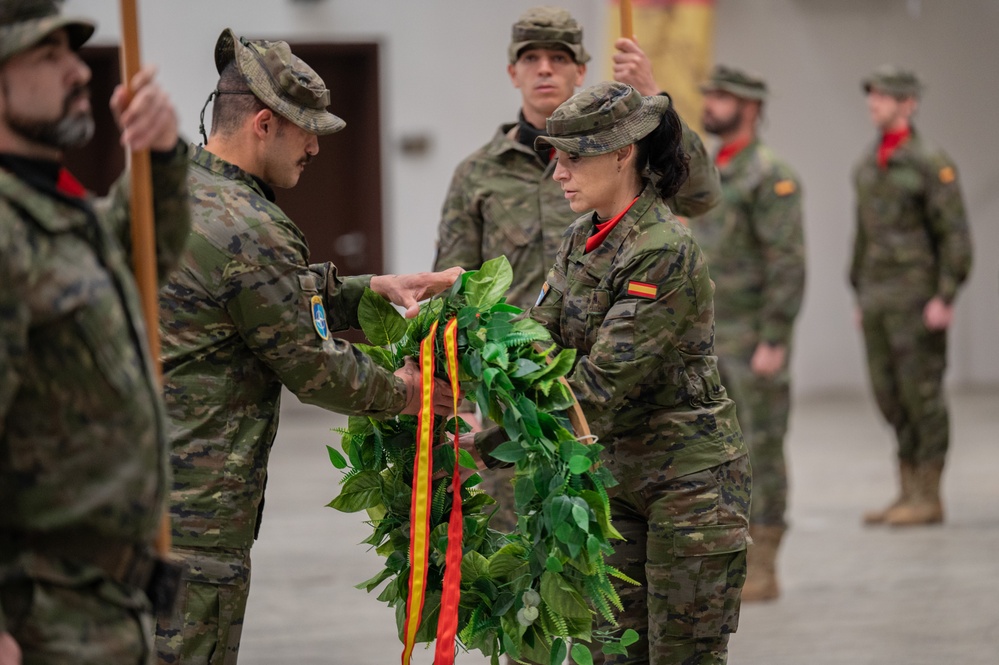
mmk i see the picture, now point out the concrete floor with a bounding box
[238,387,999,665]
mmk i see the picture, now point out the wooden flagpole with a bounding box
[118,0,170,557]
[620,0,634,39]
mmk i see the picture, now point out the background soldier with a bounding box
[692,65,805,602]
[154,29,459,664]
[0,1,189,663]
[852,65,972,527]
[433,5,721,533]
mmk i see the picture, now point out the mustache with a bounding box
[298,153,313,167]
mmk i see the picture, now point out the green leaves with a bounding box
[358,288,408,346]
[325,256,631,663]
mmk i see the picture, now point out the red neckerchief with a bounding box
[585,197,638,254]
[56,168,87,199]
[715,137,751,168]
[877,127,910,169]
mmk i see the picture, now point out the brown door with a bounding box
[68,43,384,342]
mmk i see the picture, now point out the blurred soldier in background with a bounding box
[692,65,805,602]
[851,65,972,527]
[0,1,189,663]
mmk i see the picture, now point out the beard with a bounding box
[5,84,95,150]
[702,106,743,136]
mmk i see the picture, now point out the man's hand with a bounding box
[0,632,21,665]
[371,266,463,319]
[923,296,954,331]
[751,343,786,378]
[395,357,458,416]
[109,65,179,153]
[457,432,483,469]
[612,38,661,97]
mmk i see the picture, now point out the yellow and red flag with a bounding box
[607,0,716,134]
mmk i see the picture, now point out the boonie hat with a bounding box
[214,28,345,135]
[535,81,669,156]
[0,0,94,64]
[509,6,590,65]
[699,64,768,101]
[862,64,922,99]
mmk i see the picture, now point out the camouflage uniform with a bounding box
[155,31,407,665]
[530,83,749,665]
[851,67,972,524]
[692,67,805,532]
[0,5,190,664]
[434,7,722,533]
[0,98,191,665]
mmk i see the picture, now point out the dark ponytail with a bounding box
[634,102,689,201]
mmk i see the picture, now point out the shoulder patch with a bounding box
[535,282,550,307]
[311,295,329,340]
[774,179,796,196]
[938,166,956,184]
[627,281,657,300]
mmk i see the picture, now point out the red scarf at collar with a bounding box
[877,127,910,169]
[715,137,751,168]
[56,168,87,199]
[585,197,639,254]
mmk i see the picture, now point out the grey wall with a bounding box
[65,0,998,395]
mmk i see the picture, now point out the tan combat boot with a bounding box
[885,460,944,526]
[741,524,785,602]
[863,460,915,525]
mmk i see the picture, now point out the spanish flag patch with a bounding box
[774,179,796,196]
[939,166,955,184]
[627,281,657,299]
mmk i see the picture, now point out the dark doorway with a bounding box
[69,42,385,342]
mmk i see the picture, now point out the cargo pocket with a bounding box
[648,523,747,640]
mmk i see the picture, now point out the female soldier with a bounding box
[530,82,751,665]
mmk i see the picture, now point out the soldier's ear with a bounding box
[251,108,276,140]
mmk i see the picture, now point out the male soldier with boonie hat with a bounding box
[156,28,461,664]
[852,63,971,530]
[699,63,769,102]
[508,5,590,65]
[535,80,670,156]
[861,63,922,99]
[691,62,806,602]
[0,0,191,663]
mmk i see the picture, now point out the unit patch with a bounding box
[938,166,955,184]
[535,282,550,307]
[311,295,329,340]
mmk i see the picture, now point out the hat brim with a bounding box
[214,28,346,136]
[535,94,670,156]
[508,40,590,64]
[0,15,95,63]
[699,81,767,101]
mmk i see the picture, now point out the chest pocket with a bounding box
[482,196,541,256]
[560,262,602,352]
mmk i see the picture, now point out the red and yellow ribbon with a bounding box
[433,318,463,665]
[402,318,464,665]
[401,320,438,664]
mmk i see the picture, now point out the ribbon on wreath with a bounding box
[402,318,464,665]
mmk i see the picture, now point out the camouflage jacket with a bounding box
[159,145,407,554]
[851,127,972,310]
[530,185,746,491]
[434,109,721,310]
[0,146,190,599]
[691,139,805,353]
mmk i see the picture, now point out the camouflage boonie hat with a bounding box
[0,0,94,64]
[535,81,670,156]
[699,64,768,101]
[862,64,922,99]
[214,28,345,135]
[509,6,590,65]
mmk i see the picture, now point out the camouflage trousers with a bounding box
[860,305,949,464]
[0,573,153,664]
[154,546,250,665]
[717,351,791,528]
[595,455,751,665]
[478,465,518,533]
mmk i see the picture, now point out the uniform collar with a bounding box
[568,183,657,266]
[190,143,276,202]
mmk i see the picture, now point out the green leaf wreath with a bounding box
[326,257,637,664]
